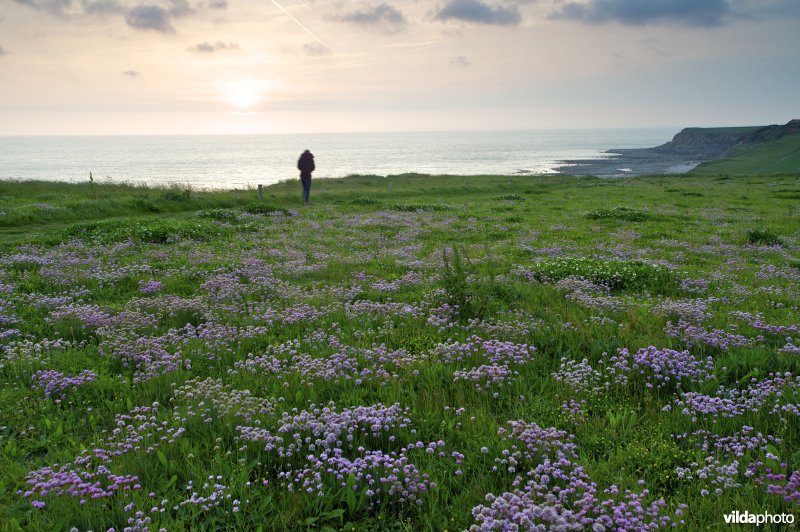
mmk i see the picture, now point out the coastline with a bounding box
[553,147,702,177]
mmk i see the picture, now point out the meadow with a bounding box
[1,173,799,530]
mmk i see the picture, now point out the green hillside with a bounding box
[691,130,800,175]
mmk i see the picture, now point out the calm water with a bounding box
[0,129,675,189]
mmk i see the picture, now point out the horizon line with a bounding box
[0,125,692,138]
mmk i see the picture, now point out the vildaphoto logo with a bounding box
[723,510,795,526]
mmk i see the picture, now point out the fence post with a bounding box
[258,184,263,202]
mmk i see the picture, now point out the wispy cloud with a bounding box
[434,0,521,26]
[335,3,408,34]
[122,69,140,76]
[549,0,733,27]
[0,45,7,57]
[449,55,471,66]
[304,42,332,57]
[12,0,72,18]
[81,0,124,16]
[188,40,239,53]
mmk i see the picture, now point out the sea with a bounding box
[0,129,676,190]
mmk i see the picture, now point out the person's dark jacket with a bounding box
[298,150,315,181]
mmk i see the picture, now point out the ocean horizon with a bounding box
[0,129,677,189]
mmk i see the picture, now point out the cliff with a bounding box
[656,119,800,160]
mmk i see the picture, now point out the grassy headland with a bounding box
[1,173,799,530]
[691,133,800,176]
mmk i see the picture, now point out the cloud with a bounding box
[304,42,332,57]
[743,0,800,19]
[434,0,521,25]
[125,5,174,32]
[0,46,7,57]
[336,3,408,34]
[188,40,239,53]
[549,0,733,27]
[449,55,471,66]
[13,0,205,31]
[123,69,140,76]
[12,0,72,18]
[124,1,192,32]
[81,0,124,15]
[165,0,192,18]
[207,0,226,8]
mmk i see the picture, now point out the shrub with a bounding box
[440,247,496,322]
[493,194,524,201]
[747,229,783,246]
[527,257,676,292]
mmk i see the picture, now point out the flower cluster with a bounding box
[746,461,800,504]
[48,303,114,329]
[32,369,96,399]
[652,298,713,323]
[454,364,517,393]
[470,420,687,530]
[236,401,452,505]
[560,399,588,424]
[432,336,535,366]
[1,338,79,371]
[99,329,185,383]
[173,377,276,421]
[607,346,715,390]
[552,357,607,394]
[669,373,800,422]
[137,279,163,294]
[673,426,781,459]
[665,320,755,350]
[676,458,742,495]
[21,462,141,503]
[178,477,232,512]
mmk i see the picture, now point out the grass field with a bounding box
[1,173,799,530]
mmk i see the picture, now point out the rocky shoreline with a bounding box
[554,147,702,177]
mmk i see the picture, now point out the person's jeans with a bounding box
[301,178,311,204]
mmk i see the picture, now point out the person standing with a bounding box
[297,149,315,205]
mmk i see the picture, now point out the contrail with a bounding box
[271,0,326,46]
[294,0,311,11]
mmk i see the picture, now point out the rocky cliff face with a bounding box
[656,119,800,159]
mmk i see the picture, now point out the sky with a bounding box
[1,0,799,135]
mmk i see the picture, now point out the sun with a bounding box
[224,80,261,110]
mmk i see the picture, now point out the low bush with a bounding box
[527,256,676,292]
[747,229,783,246]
